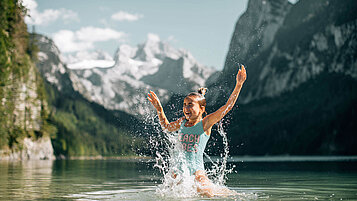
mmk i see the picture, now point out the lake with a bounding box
[1,157,357,200]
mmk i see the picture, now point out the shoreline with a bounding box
[0,154,152,161]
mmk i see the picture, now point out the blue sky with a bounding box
[23,0,249,69]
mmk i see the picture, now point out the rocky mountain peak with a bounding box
[209,0,356,106]
[38,33,216,117]
[36,35,68,91]
[225,0,291,66]
[208,0,292,104]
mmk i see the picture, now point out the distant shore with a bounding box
[61,155,152,161]
[2,155,357,162]
[211,155,357,162]
[0,154,152,161]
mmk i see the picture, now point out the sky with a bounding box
[22,0,250,70]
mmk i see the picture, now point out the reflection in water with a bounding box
[0,160,53,200]
[0,160,357,200]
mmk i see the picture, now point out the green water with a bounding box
[0,159,356,200]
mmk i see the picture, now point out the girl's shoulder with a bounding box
[178,116,186,122]
[177,116,186,126]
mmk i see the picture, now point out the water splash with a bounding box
[205,120,235,186]
[151,119,238,198]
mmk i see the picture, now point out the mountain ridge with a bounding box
[67,34,216,116]
[206,0,357,155]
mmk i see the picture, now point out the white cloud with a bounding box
[111,11,143,22]
[76,27,126,42]
[22,0,79,25]
[53,30,92,52]
[53,27,126,53]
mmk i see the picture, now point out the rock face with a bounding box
[0,0,55,160]
[0,61,53,161]
[209,0,292,102]
[1,63,44,131]
[67,34,216,116]
[210,0,357,104]
[240,0,357,103]
[205,0,357,155]
[0,137,54,160]
[35,35,76,95]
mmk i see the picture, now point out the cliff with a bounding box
[0,0,54,160]
[208,0,292,102]
[205,0,357,155]
[211,0,357,103]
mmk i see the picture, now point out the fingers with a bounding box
[150,90,158,99]
[147,96,154,105]
[148,90,160,104]
[237,65,246,77]
[236,64,247,84]
[147,92,155,103]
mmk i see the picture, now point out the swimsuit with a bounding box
[176,119,210,175]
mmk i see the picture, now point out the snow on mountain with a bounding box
[69,34,216,116]
[67,60,115,69]
[65,50,115,69]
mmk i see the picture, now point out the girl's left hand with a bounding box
[147,90,163,111]
[236,65,247,85]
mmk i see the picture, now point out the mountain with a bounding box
[30,32,217,157]
[206,0,357,155]
[69,34,216,116]
[34,34,145,158]
[208,0,292,102]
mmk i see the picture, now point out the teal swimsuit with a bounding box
[176,119,210,175]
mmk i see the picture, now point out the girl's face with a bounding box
[183,96,204,120]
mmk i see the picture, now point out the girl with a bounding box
[147,65,247,197]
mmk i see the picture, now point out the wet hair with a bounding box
[186,87,208,115]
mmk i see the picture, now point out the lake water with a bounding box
[1,157,357,200]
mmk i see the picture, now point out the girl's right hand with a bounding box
[236,65,247,86]
[147,90,163,111]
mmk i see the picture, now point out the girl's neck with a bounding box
[185,116,202,127]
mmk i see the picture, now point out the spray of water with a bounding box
[148,117,239,198]
[134,94,258,198]
[204,120,235,186]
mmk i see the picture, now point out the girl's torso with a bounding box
[176,119,210,174]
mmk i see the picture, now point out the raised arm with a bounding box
[202,65,247,131]
[147,91,184,132]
